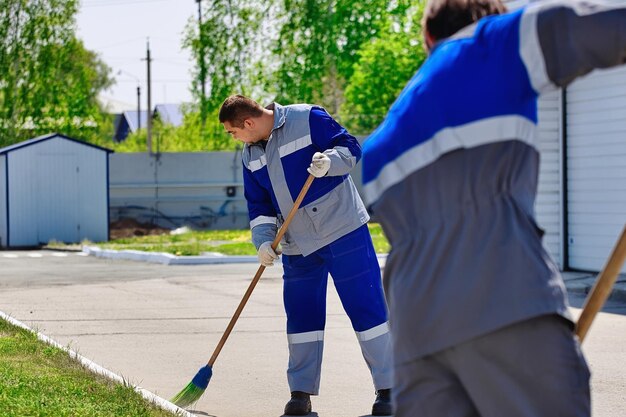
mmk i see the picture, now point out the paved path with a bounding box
[1,251,625,416]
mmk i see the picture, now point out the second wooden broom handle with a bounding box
[576,225,626,343]
[208,174,315,366]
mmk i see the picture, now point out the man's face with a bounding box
[222,119,261,144]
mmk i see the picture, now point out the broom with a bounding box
[576,224,626,343]
[171,174,316,408]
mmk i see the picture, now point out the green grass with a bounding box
[62,224,390,256]
[0,318,177,417]
[367,223,390,254]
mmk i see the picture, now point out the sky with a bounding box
[76,0,198,112]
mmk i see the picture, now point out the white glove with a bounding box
[307,152,331,178]
[258,241,282,267]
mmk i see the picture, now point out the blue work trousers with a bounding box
[282,225,392,394]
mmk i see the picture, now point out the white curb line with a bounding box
[83,246,258,265]
[0,310,196,417]
[83,246,388,267]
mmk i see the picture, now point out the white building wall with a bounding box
[566,66,626,272]
[75,143,109,243]
[535,92,563,267]
[0,155,7,248]
[8,148,39,246]
[8,136,109,246]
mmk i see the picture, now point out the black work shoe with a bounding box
[284,391,312,416]
[372,388,393,416]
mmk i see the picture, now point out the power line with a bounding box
[156,59,193,67]
[89,37,147,50]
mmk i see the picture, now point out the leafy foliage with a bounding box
[270,0,392,113]
[0,0,113,148]
[183,1,271,112]
[341,4,427,134]
[181,0,427,137]
[0,1,429,151]
[107,107,238,152]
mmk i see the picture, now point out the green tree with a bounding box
[341,4,426,134]
[112,114,236,153]
[184,1,271,113]
[270,0,410,114]
[179,0,424,146]
[0,0,113,147]
[182,0,273,150]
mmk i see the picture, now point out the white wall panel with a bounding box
[8,148,38,246]
[535,91,563,267]
[567,66,626,272]
[35,153,79,243]
[75,143,109,242]
[7,135,109,246]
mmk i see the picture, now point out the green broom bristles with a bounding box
[171,365,212,408]
[171,381,206,408]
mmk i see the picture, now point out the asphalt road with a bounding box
[1,249,625,417]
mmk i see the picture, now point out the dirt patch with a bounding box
[109,218,171,240]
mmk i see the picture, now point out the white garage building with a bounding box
[0,133,112,248]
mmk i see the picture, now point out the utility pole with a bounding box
[136,86,141,129]
[145,38,153,154]
[196,0,207,129]
[117,70,141,130]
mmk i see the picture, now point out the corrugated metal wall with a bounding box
[8,136,108,246]
[566,66,626,272]
[76,144,109,243]
[8,146,38,246]
[109,152,249,230]
[0,155,6,247]
[535,91,563,267]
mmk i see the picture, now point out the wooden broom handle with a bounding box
[576,225,626,343]
[208,174,315,366]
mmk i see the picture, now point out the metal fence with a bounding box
[109,152,248,230]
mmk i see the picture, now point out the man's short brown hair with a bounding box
[423,0,506,43]
[218,95,265,128]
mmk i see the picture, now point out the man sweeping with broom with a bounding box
[361,0,626,415]
[218,95,393,416]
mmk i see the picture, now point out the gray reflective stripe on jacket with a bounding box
[245,104,369,256]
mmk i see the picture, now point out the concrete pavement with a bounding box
[1,249,626,416]
[82,245,626,303]
[0,250,382,417]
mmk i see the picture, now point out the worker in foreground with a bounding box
[362,0,626,415]
[219,95,393,416]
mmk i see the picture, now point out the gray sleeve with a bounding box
[324,146,358,176]
[251,222,277,250]
[521,0,626,92]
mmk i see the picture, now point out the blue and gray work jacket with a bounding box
[362,0,626,365]
[243,102,369,256]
